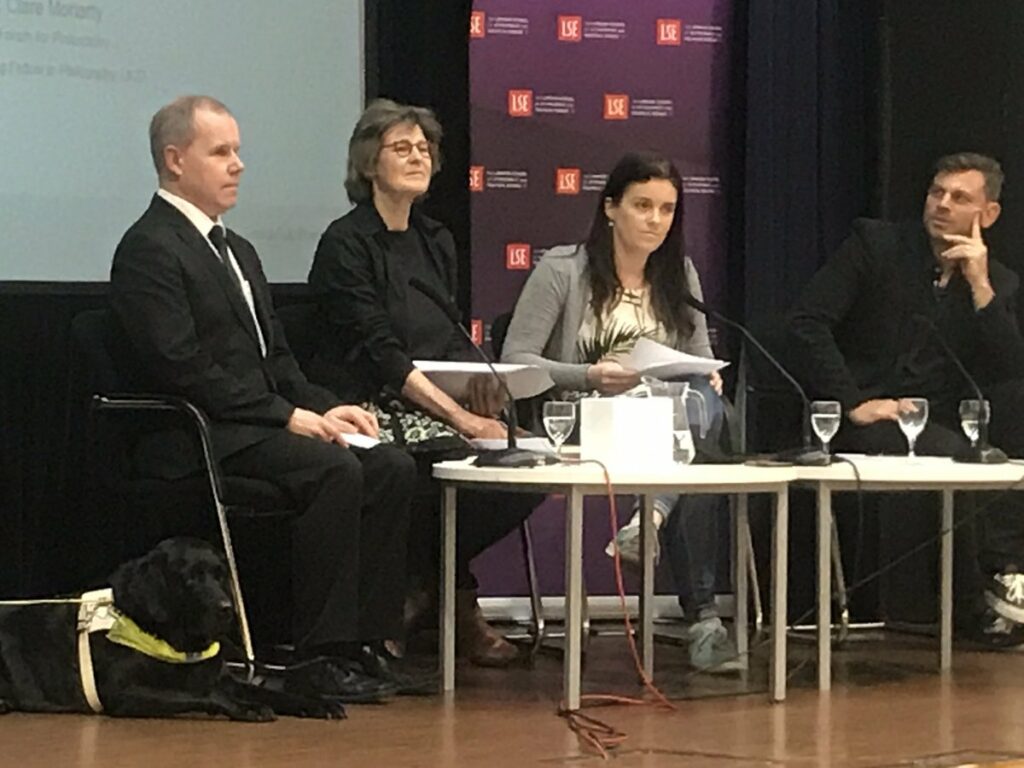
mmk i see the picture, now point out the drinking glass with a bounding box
[543,401,576,457]
[810,400,842,455]
[959,398,989,448]
[898,397,929,458]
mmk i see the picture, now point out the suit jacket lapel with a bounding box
[226,231,273,348]
[158,204,263,349]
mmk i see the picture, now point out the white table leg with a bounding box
[817,485,832,691]
[564,488,584,710]
[770,487,789,702]
[640,494,656,680]
[940,489,954,672]
[440,485,457,692]
[734,494,750,670]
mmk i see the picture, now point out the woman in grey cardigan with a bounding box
[501,151,737,672]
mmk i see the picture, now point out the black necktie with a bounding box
[208,225,245,296]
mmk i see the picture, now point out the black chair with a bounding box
[69,308,299,668]
[490,311,588,657]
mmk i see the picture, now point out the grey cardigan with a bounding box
[500,244,713,390]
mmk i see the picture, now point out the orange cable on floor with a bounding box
[556,459,675,759]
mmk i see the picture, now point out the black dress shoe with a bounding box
[357,645,438,696]
[285,657,398,704]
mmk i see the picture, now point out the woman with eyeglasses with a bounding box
[307,99,535,667]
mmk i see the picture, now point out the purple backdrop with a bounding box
[467,1,735,597]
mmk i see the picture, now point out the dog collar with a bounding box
[105,613,220,665]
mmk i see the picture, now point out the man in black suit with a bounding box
[789,152,1024,644]
[110,95,417,698]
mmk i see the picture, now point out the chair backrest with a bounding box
[69,308,143,394]
[275,301,321,369]
[490,311,513,360]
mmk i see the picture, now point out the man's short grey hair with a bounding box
[934,152,1004,202]
[345,98,442,204]
[149,95,232,181]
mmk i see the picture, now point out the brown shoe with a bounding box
[455,589,518,667]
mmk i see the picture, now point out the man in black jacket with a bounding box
[110,95,417,697]
[789,152,1024,643]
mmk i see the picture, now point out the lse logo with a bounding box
[555,168,581,195]
[603,93,629,120]
[656,19,682,45]
[469,165,484,192]
[506,243,531,270]
[557,15,582,42]
[470,319,483,346]
[507,89,533,117]
[470,11,485,38]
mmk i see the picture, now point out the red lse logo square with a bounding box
[557,15,582,42]
[555,168,581,195]
[470,319,483,345]
[603,93,629,120]
[470,11,486,38]
[469,165,484,192]
[657,19,682,45]
[507,89,533,117]
[505,243,531,270]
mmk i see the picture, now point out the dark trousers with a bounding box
[831,380,1024,619]
[407,458,539,591]
[221,434,415,649]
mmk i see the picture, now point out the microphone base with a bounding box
[772,446,833,466]
[473,448,560,468]
[953,445,1009,464]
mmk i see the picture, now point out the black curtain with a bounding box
[742,0,882,322]
[366,0,473,313]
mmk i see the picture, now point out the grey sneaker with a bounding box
[687,617,743,673]
[604,520,660,565]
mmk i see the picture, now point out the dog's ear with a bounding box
[110,547,171,626]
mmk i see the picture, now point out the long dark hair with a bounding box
[583,151,694,339]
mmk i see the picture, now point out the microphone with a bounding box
[912,314,1007,464]
[683,295,830,466]
[408,277,557,468]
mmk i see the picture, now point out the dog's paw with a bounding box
[297,698,347,720]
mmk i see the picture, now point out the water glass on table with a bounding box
[810,400,841,457]
[959,398,989,448]
[543,401,576,458]
[898,397,929,458]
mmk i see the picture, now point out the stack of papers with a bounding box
[620,338,728,379]
[413,361,554,400]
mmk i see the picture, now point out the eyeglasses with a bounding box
[381,140,432,159]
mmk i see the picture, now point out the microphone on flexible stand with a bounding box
[408,277,558,468]
[912,314,1007,464]
[682,295,831,466]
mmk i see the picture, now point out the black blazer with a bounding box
[110,195,339,470]
[306,203,464,402]
[787,218,1024,410]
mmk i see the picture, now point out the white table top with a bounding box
[792,454,1024,490]
[432,457,796,492]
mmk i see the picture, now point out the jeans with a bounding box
[648,376,729,619]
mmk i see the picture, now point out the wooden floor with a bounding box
[4,629,1024,767]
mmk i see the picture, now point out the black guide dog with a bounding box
[0,538,344,721]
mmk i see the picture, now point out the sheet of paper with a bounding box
[620,337,729,379]
[413,360,554,400]
[342,432,380,449]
